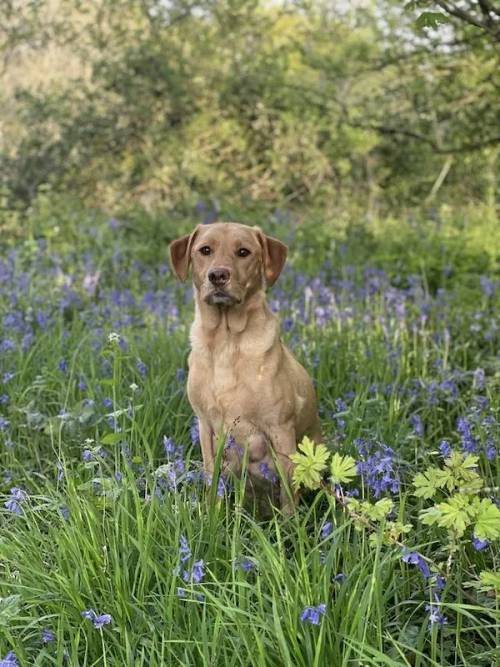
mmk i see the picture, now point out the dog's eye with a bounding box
[237,248,251,257]
[199,246,211,256]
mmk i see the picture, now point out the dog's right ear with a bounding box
[169,227,199,281]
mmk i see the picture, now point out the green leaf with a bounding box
[100,432,125,445]
[413,468,441,499]
[479,570,500,593]
[415,11,450,30]
[473,498,500,541]
[290,436,330,490]
[0,595,21,627]
[330,453,357,486]
[436,495,476,537]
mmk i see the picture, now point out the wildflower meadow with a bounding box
[0,207,498,666]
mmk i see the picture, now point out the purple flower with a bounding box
[410,413,424,437]
[426,604,448,627]
[457,417,478,454]
[179,535,192,563]
[332,573,347,583]
[59,359,68,372]
[356,442,400,497]
[2,371,15,385]
[401,548,431,578]
[438,440,451,458]
[163,436,176,457]
[472,536,490,552]
[259,462,278,483]
[320,522,333,539]
[190,418,200,445]
[183,559,205,584]
[300,603,327,625]
[42,628,55,643]
[485,440,496,461]
[81,609,113,629]
[473,368,485,390]
[136,358,147,378]
[4,488,27,516]
[0,417,9,431]
[237,558,256,572]
[0,652,18,667]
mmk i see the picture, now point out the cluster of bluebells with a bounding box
[81,609,113,629]
[4,487,27,516]
[0,652,18,667]
[176,535,205,601]
[355,439,400,497]
[401,549,448,628]
[300,603,327,626]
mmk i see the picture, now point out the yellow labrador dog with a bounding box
[169,222,321,513]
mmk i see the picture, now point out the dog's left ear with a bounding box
[255,229,288,286]
[169,227,199,281]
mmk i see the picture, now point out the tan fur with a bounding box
[169,222,321,513]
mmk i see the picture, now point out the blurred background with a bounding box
[0,0,499,241]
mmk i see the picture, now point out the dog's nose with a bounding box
[208,267,230,286]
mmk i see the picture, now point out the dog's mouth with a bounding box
[205,289,241,307]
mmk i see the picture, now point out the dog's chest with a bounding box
[188,329,278,422]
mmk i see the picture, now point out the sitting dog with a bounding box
[169,222,321,513]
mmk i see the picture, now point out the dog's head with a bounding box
[169,222,287,307]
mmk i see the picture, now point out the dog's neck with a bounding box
[193,288,270,332]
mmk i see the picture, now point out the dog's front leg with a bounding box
[198,418,215,476]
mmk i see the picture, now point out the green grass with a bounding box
[0,209,498,665]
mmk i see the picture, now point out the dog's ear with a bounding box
[254,228,288,286]
[169,227,199,281]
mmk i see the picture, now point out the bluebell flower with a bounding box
[136,358,147,378]
[183,559,205,584]
[42,628,55,643]
[236,557,256,572]
[259,462,278,483]
[176,368,186,382]
[472,536,490,551]
[190,418,200,445]
[356,442,400,497]
[457,417,478,453]
[103,398,113,410]
[438,440,451,458]
[320,522,333,539]
[4,488,27,516]
[60,506,70,521]
[300,603,327,625]
[401,548,431,578]
[179,535,192,563]
[485,440,496,462]
[473,367,485,390]
[410,413,424,437]
[0,651,18,667]
[0,394,9,405]
[81,609,113,629]
[426,604,448,627]
[2,371,14,385]
[0,417,9,431]
[59,359,68,372]
[163,436,176,457]
[332,573,347,583]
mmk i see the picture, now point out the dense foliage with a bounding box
[1,0,499,215]
[0,209,498,665]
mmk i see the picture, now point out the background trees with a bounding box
[1,0,498,216]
